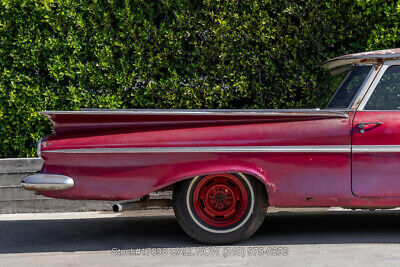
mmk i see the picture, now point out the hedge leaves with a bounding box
[1,0,400,157]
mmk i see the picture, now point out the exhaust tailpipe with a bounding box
[112,203,123,212]
[112,201,141,212]
[112,198,172,212]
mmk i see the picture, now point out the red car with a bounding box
[22,49,400,244]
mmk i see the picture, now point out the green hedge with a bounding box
[1,0,400,157]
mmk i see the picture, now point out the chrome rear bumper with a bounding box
[21,174,74,191]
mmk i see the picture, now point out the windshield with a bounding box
[326,66,372,109]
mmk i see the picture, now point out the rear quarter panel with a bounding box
[40,111,356,207]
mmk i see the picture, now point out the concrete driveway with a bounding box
[1,208,400,266]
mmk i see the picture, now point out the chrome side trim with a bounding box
[40,109,350,118]
[44,145,351,154]
[21,174,74,191]
[43,145,400,154]
[352,145,400,153]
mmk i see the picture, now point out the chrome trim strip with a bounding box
[40,109,350,118]
[350,65,381,109]
[357,64,389,110]
[21,174,74,191]
[352,145,400,153]
[44,145,351,154]
[44,145,400,154]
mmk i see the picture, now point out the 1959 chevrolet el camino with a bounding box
[22,49,400,243]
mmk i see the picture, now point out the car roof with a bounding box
[322,48,400,71]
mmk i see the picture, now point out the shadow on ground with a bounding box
[1,210,400,254]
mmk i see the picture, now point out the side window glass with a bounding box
[365,66,400,110]
[327,66,371,109]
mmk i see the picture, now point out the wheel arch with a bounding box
[158,163,274,201]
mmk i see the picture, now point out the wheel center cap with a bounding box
[215,193,226,203]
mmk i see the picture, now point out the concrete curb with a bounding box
[0,158,43,174]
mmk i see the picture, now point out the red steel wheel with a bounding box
[192,173,249,228]
[173,173,267,244]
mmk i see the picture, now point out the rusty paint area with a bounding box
[334,48,400,61]
[322,48,400,70]
[343,48,400,57]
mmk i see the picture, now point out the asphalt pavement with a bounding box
[1,208,400,266]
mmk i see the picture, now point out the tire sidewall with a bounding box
[173,173,266,244]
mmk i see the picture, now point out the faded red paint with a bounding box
[36,108,400,208]
[352,111,400,198]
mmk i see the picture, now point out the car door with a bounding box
[352,64,400,197]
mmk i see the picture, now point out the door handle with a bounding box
[357,122,383,133]
[357,122,383,129]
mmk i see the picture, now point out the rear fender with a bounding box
[159,161,275,197]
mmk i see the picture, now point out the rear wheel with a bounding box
[173,173,266,244]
